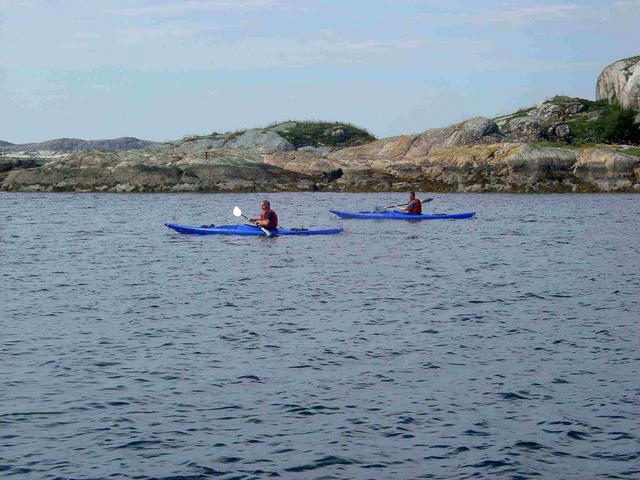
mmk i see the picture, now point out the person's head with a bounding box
[408,191,416,200]
[260,199,270,211]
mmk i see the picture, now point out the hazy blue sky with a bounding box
[1,0,638,143]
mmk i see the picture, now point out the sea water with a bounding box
[1,192,638,479]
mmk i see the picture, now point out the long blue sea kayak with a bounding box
[329,210,476,220]
[165,223,343,236]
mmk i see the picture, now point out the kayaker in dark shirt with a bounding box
[401,192,422,214]
[250,200,278,229]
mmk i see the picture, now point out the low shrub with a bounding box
[568,104,640,145]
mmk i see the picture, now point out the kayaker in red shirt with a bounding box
[401,191,422,214]
[250,200,278,229]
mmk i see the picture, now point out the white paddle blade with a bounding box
[233,206,242,217]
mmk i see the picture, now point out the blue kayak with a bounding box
[329,209,476,220]
[165,223,343,236]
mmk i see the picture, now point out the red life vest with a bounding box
[407,199,422,214]
[259,209,278,229]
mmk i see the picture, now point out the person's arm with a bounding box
[256,211,273,227]
[250,213,268,226]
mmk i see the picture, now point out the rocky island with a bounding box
[2,55,639,193]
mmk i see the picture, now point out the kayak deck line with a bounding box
[329,209,476,220]
[165,223,343,236]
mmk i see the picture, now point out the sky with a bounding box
[0,0,639,143]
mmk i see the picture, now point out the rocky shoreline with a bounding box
[3,141,638,194]
[2,56,639,194]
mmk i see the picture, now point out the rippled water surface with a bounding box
[2,192,639,479]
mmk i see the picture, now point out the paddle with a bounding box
[374,197,434,212]
[233,206,273,237]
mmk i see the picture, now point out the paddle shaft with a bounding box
[385,197,433,209]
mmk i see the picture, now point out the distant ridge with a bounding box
[1,136,158,153]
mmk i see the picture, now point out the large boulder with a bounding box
[440,116,502,147]
[409,116,503,155]
[596,55,640,112]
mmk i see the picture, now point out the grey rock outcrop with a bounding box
[442,117,502,146]
[500,117,545,142]
[596,55,640,112]
[413,116,503,152]
[494,96,597,143]
[225,129,295,152]
[159,137,228,156]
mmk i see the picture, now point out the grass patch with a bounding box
[507,107,535,119]
[618,147,640,157]
[224,130,247,142]
[182,130,244,142]
[529,141,579,149]
[182,134,217,142]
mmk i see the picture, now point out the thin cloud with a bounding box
[190,36,493,70]
[115,23,224,44]
[8,0,37,6]
[422,2,640,28]
[338,38,490,53]
[88,84,113,92]
[110,0,281,17]
[419,3,588,27]
[72,32,102,40]
[466,4,585,26]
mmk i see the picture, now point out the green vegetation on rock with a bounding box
[182,131,241,142]
[502,95,640,147]
[179,121,375,150]
[268,121,375,148]
[567,103,640,145]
